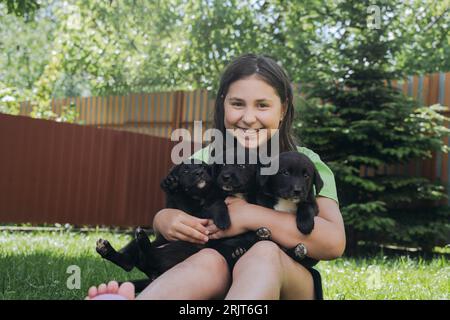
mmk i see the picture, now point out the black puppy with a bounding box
[95,160,215,282]
[140,158,261,270]
[161,160,214,216]
[96,158,261,291]
[202,160,260,263]
[256,151,324,267]
[257,151,324,235]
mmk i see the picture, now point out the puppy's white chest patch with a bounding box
[274,198,297,213]
[233,193,245,200]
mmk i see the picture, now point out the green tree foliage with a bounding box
[294,0,450,254]
[0,1,55,91]
[0,81,26,114]
[0,0,39,17]
[1,0,448,98]
[53,0,182,95]
[172,0,298,92]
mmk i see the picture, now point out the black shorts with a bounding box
[305,267,323,300]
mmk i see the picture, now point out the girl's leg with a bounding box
[136,248,231,300]
[225,241,315,300]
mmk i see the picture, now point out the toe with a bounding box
[107,281,119,293]
[88,286,98,298]
[117,282,135,300]
[97,283,107,295]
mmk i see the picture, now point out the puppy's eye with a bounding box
[281,169,289,176]
[304,173,310,179]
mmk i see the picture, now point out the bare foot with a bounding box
[85,281,135,300]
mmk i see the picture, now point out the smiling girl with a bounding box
[87,54,345,300]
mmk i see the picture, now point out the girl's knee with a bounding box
[248,240,283,260]
[191,248,231,297]
[189,248,229,274]
[233,241,283,273]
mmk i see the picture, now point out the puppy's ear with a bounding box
[160,165,180,192]
[313,166,324,195]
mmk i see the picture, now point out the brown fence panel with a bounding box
[0,113,176,227]
[12,72,450,207]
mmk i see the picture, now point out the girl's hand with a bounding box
[206,196,251,239]
[153,208,211,244]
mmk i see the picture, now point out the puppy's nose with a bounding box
[293,187,304,196]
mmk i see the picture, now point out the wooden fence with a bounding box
[0,113,177,227]
[19,72,450,187]
[19,90,216,140]
[2,72,450,227]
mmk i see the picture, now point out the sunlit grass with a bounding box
[317,255,449,300]
[0,230,448,300]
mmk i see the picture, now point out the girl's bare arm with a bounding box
[242,197,346,260]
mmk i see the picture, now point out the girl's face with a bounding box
[224,74,285,149]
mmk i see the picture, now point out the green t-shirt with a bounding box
[189,145,339,204]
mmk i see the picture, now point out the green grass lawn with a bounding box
[0,230,448,300]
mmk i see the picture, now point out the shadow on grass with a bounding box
[0,252,146,300]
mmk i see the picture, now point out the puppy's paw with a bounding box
[135,227,152,251]
[231,247,247,260]
[214,214,231,230]
[161,174,179,192]
[135,226,146,240]
[96,238,114,258]
[297,219,314,235]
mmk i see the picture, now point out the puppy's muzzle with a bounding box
[293,188,306,198]
[221,173,231,182]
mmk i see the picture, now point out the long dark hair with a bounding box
[213,53,297,153]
